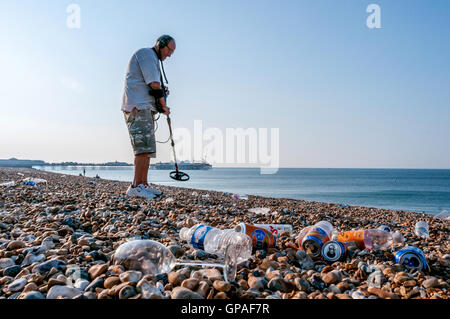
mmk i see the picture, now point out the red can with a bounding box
[235,223,276,249]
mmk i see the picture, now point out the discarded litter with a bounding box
[394,246,429,271]
[191,191,198,196]
[232,193,248,200]
[414,221,430,239]
[337,229,393,251]
[234,223,276,249]
[179,224,252,263]
[248,207,270,216]
[165,197,175,203]
[87,181,97,185]
[252,224,293,236]
[113,239,239,282]
[0,181,15,187]
[23,177,48,187]
[321,240,357,262]
[433,210,449,221]
[299,221,334,257]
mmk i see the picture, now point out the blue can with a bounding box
[394,246,429,271]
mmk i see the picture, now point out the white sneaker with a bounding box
[144,185,163,196]
[126,184,156,199]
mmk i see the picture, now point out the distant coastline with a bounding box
[0,158,132,168]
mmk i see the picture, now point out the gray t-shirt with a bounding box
[121,48,160,113]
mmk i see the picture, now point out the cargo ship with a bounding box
[150,160,212,170]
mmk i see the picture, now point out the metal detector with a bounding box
[166,116,189,181]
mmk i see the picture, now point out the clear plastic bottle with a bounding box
[232,193,248,200]
[180,224,252,263]
[337,229,393,250]
[414,221,430,239]
[363,229,394,250]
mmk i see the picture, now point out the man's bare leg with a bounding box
[133,153,150,187]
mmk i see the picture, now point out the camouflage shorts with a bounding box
[124,108,156,157]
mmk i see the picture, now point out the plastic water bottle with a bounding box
[179,224,252,263]
[337,229,393,250]
[0,181,15,187]
[414,221,430,239]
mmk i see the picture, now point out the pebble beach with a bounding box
[0,167,448,300]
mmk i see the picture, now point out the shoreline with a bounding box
[31,166,445,216]
[0,167,448,299]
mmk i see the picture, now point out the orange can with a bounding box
[337,230,366,249]
[296,226,313,249]
[235,223,276,249]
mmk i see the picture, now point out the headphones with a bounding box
[156,35,174,50]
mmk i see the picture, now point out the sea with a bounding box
[33,166,450,216]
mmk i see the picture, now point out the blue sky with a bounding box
[0,0,449,168]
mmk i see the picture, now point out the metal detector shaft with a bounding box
[167,116,190,181]
[167,116,178,167]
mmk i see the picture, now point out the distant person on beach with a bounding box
[121,35,175,199]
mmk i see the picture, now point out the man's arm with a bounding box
[149,82,170,115]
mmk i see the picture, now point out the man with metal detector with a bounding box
[121,35,175,199]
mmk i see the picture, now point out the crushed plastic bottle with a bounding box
[112,239,239,282]
[248,207,270,216]
[433,210,449,221]
[414,221,430,239]
[0,181,15,187]
[232,193,248,200]
[23,177,48,187]
[392,230,405,245]
[179,224,252,263]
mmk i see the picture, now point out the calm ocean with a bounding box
[33,166,450,215]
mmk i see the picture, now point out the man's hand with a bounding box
[162,106,171,116]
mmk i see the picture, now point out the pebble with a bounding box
[19,291,45,299]
[168,271,185,286]
[181,278,199,291]
[6,278,27,292]
[88,263,108,280]
[0,258,15,270]
[267,277,295,293]
[119,270,142,284]
[168,245,185,258]
[74,278,90,291]
[248,276,267,291]
[32,259,66,275]
[47,285,81,299]
[213,280,231,293]
[104,276,121,289]
[3,265,22,277]
[6,240,26,251]
[171,287,204,299]
[422,277,439,289]
[119,285,137,299]
[322,270,342,285]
